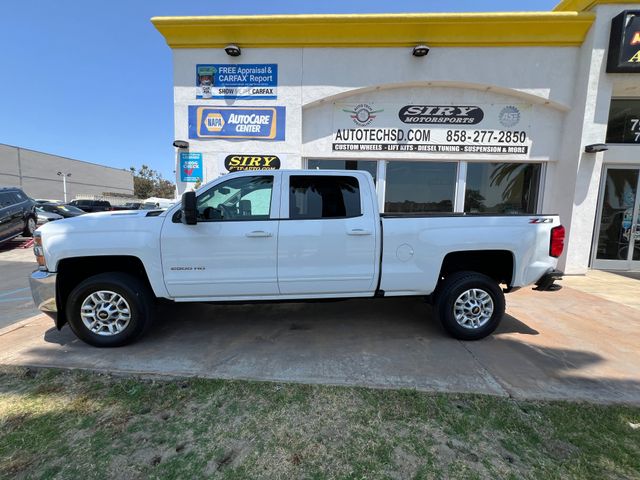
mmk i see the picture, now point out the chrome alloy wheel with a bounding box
[453,288,494,329]
[80,290,131,336]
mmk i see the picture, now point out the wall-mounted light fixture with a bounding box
[224,44,241,57]
[412,45,430,57]
[584,143,608,153]
[173,140,189,149]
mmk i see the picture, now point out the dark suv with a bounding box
[0,187,37,244]
[68,199,112,213]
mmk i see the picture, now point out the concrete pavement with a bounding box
[1,273,639,404]
[0,238,40,328]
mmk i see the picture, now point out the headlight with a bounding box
[33,232,47,270]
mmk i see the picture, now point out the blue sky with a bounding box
[0,0,557,180]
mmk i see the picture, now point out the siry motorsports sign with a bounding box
[332,103,531,154]
[607,11,640,73]
[224,155,281,172]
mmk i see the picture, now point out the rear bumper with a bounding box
[29,270,57,320]
[533,268,563,291]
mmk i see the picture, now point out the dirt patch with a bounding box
[204,441,253,475]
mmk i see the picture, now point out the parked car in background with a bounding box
[35,199,63,205]
[36,207,64,225]
[140,202,162,210]
[0,187,37,243]
[112,202,143,211]
[68,199,112,213]
[38,203,85,219]
[142,197,174,209]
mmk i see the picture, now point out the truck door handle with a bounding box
[245,230,273,238]
[347,228,372,236]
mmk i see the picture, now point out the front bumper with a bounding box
[533,268,563,291]
[29,270,57,320]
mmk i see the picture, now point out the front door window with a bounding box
[196,175,273,221]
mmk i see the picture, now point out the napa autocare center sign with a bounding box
[188,106,286,140]
[179,152,203,182]
[196,64,277,99]
[332,103,532,154]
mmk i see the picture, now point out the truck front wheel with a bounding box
[434,271,505,340]
[66,272,154,347]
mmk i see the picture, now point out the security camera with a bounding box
[224,44,241,57]
[412,45,430,57]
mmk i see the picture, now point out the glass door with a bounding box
[592,166,640,270]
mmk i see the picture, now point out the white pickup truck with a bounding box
[29,170,564,347]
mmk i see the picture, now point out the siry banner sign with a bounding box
[607,11,640,73]
[196,64,277,99]
[224,155,281,172]
[188,106,286,141]
[332,103,531,154]
[179,152,203,182]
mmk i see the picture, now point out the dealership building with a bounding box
[153,0,640,274]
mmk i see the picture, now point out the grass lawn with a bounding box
[0,367,639,480]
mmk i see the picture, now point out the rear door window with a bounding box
[289,175,361,219]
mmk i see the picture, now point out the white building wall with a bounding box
[171,4,640,274]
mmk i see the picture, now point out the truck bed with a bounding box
[379,213,560,295]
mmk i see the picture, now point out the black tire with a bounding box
[22,216,37,237]
[433,271,505,341]
[66,272,154,347]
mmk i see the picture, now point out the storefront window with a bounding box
[464,163,541,214]
[606,99,640,144]
[385,162,457,213]
[307,159,377,184]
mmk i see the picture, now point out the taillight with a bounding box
[550,225,565,258]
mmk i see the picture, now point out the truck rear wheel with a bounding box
[66,272,154,347]
[434,271,505,340]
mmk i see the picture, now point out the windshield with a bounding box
[58,205,84,214]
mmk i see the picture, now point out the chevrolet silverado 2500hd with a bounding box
[29,170,564,347]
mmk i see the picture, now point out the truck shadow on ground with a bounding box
[43,296,538,345]
[34,295,640,403]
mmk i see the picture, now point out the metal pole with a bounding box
[62,175,67,203]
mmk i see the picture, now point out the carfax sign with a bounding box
[179,152,203,182]
[332,103,532,154]
[189,105,285,140]
[188,106,286,141]
[196,64,278,99]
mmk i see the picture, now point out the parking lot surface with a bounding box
[1,255,639,403]
[0,238,39,329]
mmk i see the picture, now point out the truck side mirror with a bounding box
[181,191,197,225]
